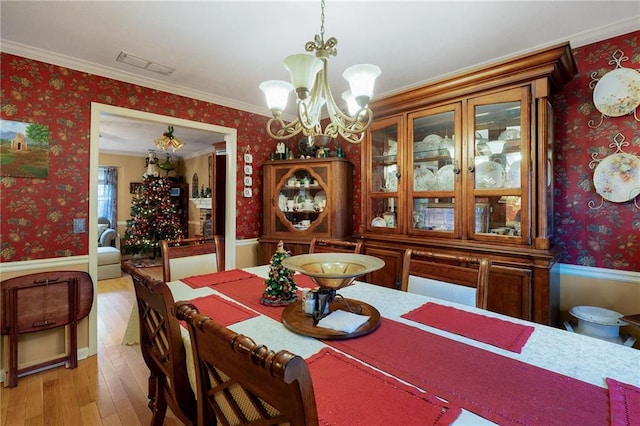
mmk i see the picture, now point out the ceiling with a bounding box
[2,1,639,158]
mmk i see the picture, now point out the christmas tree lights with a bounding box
[123,175,183,255]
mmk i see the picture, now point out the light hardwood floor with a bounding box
[0,268,184,426]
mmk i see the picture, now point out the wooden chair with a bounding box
[400,249,491,309]
[122,262,197,426]
[160,236,223,282]
[308,238,363,254]
[175,302,319,426]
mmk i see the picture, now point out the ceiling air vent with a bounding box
[116,51,175,76]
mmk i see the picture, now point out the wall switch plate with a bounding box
[73,218,86,233]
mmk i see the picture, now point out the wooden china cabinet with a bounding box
[359,43,577,326]
[258,157,353,264]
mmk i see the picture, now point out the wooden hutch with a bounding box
[358,43,578,326]
[258,157,353,264]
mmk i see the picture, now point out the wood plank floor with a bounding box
[0,268,184,426]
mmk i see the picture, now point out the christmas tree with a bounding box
[260,241,298,306]
[123,175,183,255]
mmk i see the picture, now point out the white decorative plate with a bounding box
[436,165,455,190]
[593,152,640,202]
[423,134,443,145]
[278,192,288,211]
[371,217,387,227]
[499,128,521,141]
[476,161,504,188]
[314,190,326,205]
[414,167,435,191]
[593,67,640,117]
[507,160,521,188]
[385,171,398,192]
[386,140,398,156]
[415,134,442,154]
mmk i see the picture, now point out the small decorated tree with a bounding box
[123,175,183,256]
[260,241,298,306]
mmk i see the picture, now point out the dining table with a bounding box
[132,265,640,425]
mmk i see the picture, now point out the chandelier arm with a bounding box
[265,117,305,141]
[320,61,373,140]
[261,0,378,144]
[297,97,319,131]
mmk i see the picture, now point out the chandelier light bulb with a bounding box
[343,64,381,107]
[341,90,358,116]
[259,80,293,117]
[260,0,381,144]
[284,54,323,100]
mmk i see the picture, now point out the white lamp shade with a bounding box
[259,80,293,113]
[284,54,323,96]
[343,64,381,104]
[342,90,360,116]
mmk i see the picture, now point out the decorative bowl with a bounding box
[281,253,385,290]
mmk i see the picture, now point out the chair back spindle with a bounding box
[160,236,223,282]
[123,263,197,425]
[309,238,363,254]
[175,302,319,426]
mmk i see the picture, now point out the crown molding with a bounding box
[1,40,271,118]
[2,17,638,119]
[569,16,640,48]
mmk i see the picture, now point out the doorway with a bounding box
[88,102,237,356]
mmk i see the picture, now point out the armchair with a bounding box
[97,217,121,280]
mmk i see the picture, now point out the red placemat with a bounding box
[214,277,292,321]
[327,318,609,425]
[607,377,640,426]
[401,302,534,353]
[306,348,460,425]
[293,273,317,289]
[187,294,258,326]
[181,269,257,288]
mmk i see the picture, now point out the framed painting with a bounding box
[130,182,142,194]
[0,119,50,178]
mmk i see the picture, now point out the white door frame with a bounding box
[88,102,237,355]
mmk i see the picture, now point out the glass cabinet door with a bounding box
[467,87,530,243]
[408,104,461,237]
[276,168,326,232]
[367,117,402,231]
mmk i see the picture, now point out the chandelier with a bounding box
[155,126,184,152]
[259,0,381,146]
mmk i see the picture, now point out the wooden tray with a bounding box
[282,297,380,340]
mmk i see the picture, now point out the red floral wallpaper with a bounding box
[551,31,639,271]
[0,52,275,261]
[1,29,639,272]
[0,52,363,262]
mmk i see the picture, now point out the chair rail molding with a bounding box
[557,263,640,284]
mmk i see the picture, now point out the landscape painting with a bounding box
[0,119,49,178]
